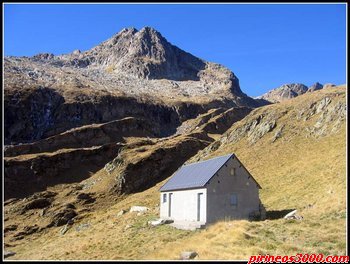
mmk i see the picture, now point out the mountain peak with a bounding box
[257,82,329,103]
[85,26,208,81]
[121,26,138,33]
[139,26,161,34]
[115,26,163,42]
[115,27,138,37]
[9,26,254,105]
[115,26,161,35]
[257,83,308,103]
[307,82,323,92]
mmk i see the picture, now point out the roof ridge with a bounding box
[183,153,234,167]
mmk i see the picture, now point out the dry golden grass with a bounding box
[8,178,197,260]
[7,86,347,260]
[146,126,346,260]
[207,133,222,141]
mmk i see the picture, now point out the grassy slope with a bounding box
[150,126,346,259]
[8,86,346,260]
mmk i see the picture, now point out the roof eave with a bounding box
[160,185,207,192]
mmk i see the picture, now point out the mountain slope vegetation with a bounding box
[4,85,346,260]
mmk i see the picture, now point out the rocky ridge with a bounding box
[192,85,346,162]
[256,82,329,103]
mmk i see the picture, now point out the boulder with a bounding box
[75,223,91,232]
[59,219,74,235]
[48,208,77,227]
[148,219,174,226]
[180,251,198,260]
[284,210,297,218]
[272,125,284,143]
[13,225,40,238]
[60,224,69,235]
[4,224,18,233]
[4,251,16,258]
[129,206,149,213]
[23,198,52,210]
[117,209,127,216]
[284,210,303,220]
[76,193,96,204]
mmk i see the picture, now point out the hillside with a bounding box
[4,85,346,260]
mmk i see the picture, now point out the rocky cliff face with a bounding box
[4,86,180,144]
[4,26,261,145]
[4,105,251,200]
[4,117,156,157]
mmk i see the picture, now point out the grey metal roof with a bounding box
[159,153,234,192]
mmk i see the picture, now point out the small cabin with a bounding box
[159,153,265,227]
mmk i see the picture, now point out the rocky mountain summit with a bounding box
[307,82,323,92]
[4,26,262,145]
[256,82,328,103]
[5,26,252,101]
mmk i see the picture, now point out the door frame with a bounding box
[168,193,173,217]
[197,193,203,221]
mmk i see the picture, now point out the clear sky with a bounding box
[4,3,347,97]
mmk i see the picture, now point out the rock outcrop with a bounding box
[256,83,309,103]
[307,82,323,92]
[106,132,213,195]
[256,82,338,104]
[193,85,346,161]
[4,143,123,199]
[4,117,157,157]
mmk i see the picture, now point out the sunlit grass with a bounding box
[8,87,346,260]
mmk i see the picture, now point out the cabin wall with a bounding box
[160,188,207,223]
[206,156,260,223]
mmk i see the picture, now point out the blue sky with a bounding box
[4,3,346,97]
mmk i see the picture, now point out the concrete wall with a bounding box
[160,188,207,223]
[206,156,260,223]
